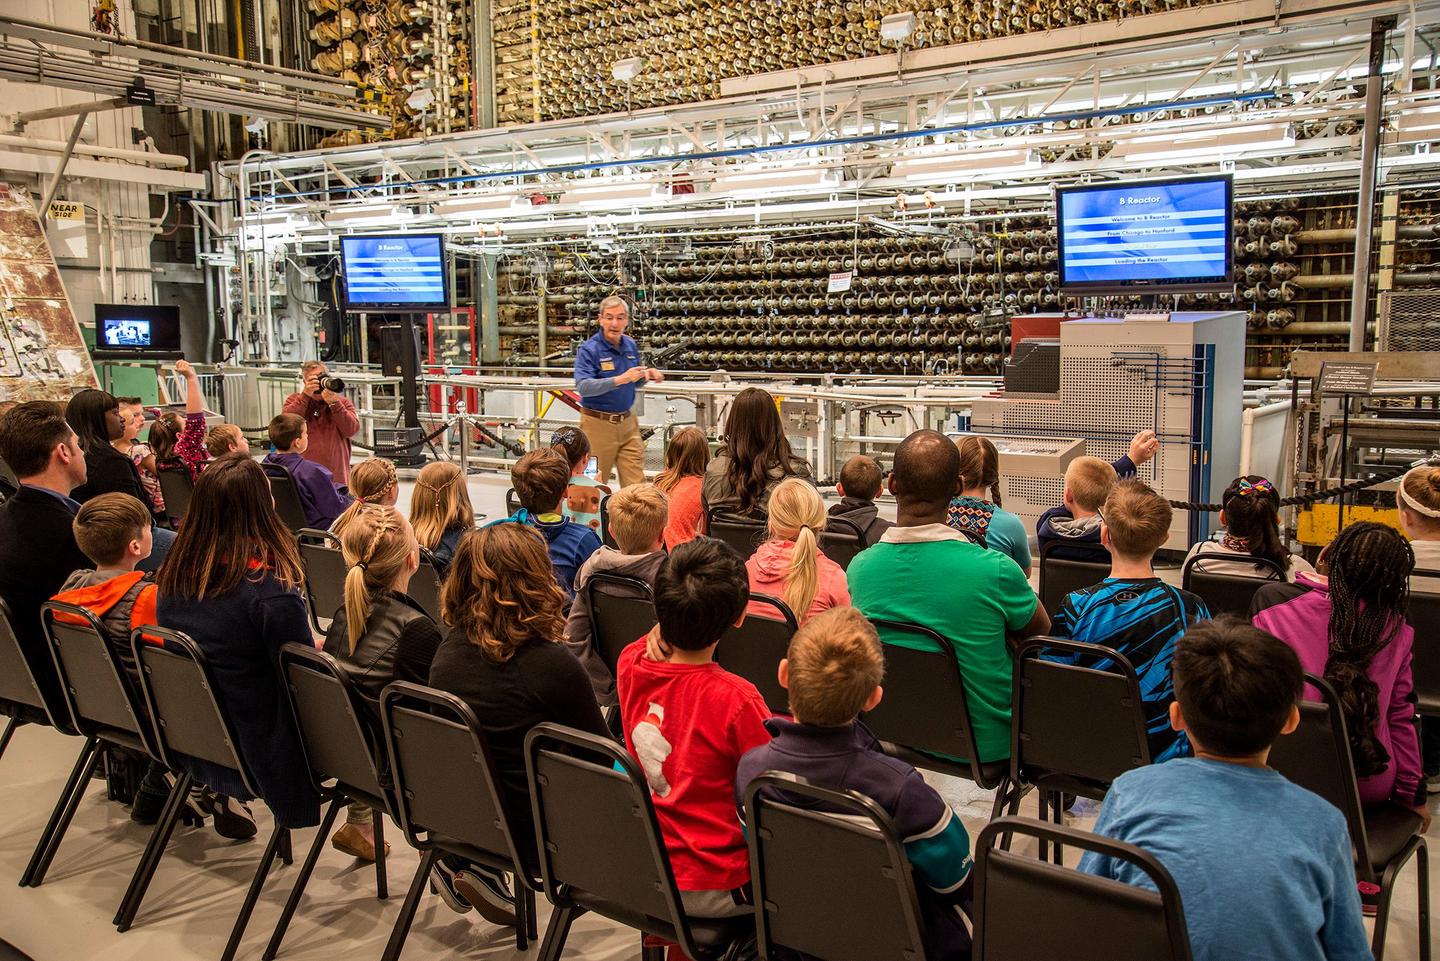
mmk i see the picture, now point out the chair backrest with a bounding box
[1037,543,1111,614]
[156,467,195,523]
[599,492,617,550]
[40,602,151,750]
[706,507,768,561]
[713,594,798,714]
[505,487,520,516]
[975,817,1192,961]
[1011,638,1150,794]
[818,517,865,571]
[1179,553,1287,618]
[379,682,527,872]
[131,626,259,795]
[586,572,657,674]
[745,773,927,961]
[1407,590,1439,713]
[410,551,444,622]
[263,463,310,532]
[280,643,387,806]
[861,618,986,777]
[298,529,346,628]
[525,723,709,957]
[1264,673,1372,879]
[0,596,55,721]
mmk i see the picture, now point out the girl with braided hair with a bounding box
[1184,475,1314,582]
[1252,523,1426,829]
[410,460,475,573]
[321,503,443,861]
[330,457,399,535]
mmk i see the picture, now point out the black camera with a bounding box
[315,374,346,394]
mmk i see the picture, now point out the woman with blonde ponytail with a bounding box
[320,503,444,861]
[744,477,850,622]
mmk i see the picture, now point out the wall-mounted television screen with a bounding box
[93,304,182,358]
[341,234,448,310]
[1056,174,1233,295]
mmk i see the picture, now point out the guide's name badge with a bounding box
[599,359,615,372]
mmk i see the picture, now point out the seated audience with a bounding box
[827,454,894,547]
[551,426,605,533]
[410,460,474,573]
[947,435,1029,571]
[656,426,709,551]
[1184,475,1314,581]
[148,360,210,481]
[263,412,352,530]
[702,386,812,517]
[322,503,441,862]
[1048,480,1210,762]
[746,477,850,622]
[68,387,149,508]
[204,423,250,459]
[1080,618,1371,961]
[565,482,669,705]
[1396,464,1440,793]
[1036,430,1158,561]
[847,430,1048,765]
[1252,522,1425,820]
[428,522,608,925]
[330,458,399,535]
[155,454,320,834]
[503,449,602,599]
[618,537,772,924]
[113,396,163,518]
[737,607,973,961]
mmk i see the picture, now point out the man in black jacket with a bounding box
[0,401,90,708]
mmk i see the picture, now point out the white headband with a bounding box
[1398,470,1440,519]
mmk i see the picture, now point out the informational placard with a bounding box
[1317,360,1378,395]
[827,270,853,293]
[46,201,84,221]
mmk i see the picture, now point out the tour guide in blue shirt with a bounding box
[572,295,663,487]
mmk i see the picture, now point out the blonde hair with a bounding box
[785,607,884,726]
[1065,456,1119,512]
[204,424,245,458]
[411,461,474,551]
[766,478,829,620]
[332,458,399,535]
[1398,465,1440,534]
[339,505,418,653]
[1102,479,1172,558]
[608,483,669,553]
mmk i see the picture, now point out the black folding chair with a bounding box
[1180,553,1286,618]
[0,596,71,764]
[1407,590,1439,719]
[744,773,928,961]
[862,618,1020,819]
[505,487,521,516]
[409,550,444,623]
[713,593,798,715]
[298,529,346,634]
[586,572,658,675]
[525,723,751,961]
[132,627,296,961]
[975,817,1193,961]
[706,506,768,561]
[156,466,195,526]
[263,644,395,960]
[600,492,617,550]
[818,517,865,571]
[1009,637,1151,862]
[378,682,541,959]
[1037,542,1110,615]
[1267,674,1431,961]
[263,463,310,532]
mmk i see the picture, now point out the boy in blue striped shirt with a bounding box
[737,606,973,960]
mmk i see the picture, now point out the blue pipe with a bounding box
[248,90,1280,204]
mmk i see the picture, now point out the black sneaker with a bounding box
[206,794,258,840]
[429,861,473,914]
[130,788,167,826]
[453,867,518,928]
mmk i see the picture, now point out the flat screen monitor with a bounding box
[1056,174,1233,295]
[341,234,448,310]
[93,304,182,358]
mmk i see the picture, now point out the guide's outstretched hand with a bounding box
[1129,429,1159,466]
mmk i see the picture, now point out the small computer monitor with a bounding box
[92,304,182,358]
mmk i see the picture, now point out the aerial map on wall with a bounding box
[0,185,97,402]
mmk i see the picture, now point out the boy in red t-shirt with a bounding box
[617,537,772,927]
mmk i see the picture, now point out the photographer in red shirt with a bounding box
[281,361,359,485]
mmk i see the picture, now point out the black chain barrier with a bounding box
[1167,465,1411,513]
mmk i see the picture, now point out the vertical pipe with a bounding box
[476,0,497,128]
[479,254,500,364]
[537,268,547,366]
[1348,16,1395,352]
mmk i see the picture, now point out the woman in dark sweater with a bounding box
[428,521,609,926]
[701,386,813,518]
[321,503,442,861]
[154,453,321,832]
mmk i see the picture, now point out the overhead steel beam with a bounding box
[11,95,129,129]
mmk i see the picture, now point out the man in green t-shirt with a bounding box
[847,430,1050,763]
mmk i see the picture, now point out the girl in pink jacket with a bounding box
[745,478,850,623]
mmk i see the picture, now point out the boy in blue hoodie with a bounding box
[263,413,352,529]
[737,606,973,961]
[1035,429,1158,562]
[502,448,602,598]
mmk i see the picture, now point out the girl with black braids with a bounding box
[1184,475,1314,581]
[1252,523,1427,829]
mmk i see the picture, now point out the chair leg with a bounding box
[379,848,438,961]
[277,827,293,866]
[261,799,342,961]
[536,904,580,961]
[221,825,288,961]
[1051,792,1065,865]
[1036,791,1050,864]
[1417,839,1431,961]
[0,714,19,761]
[526,888,539,944]
[114,770,193,931]
[641,942,665,961]
[372,810,388,900]
[20,737,99,887]
[515,880,529,953]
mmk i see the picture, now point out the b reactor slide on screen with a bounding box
[340,234,448,309]
[1056,176,1233,293]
